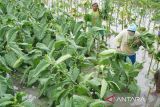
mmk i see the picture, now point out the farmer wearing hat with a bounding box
[115,24,140,64]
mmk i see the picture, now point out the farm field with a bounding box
[0,0,160,107]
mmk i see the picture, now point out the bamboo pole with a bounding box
[147,55,154,76]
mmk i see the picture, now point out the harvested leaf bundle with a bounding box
[84,14,92,22]
[140,32,155,47]
[129,32,155,53]
[128,36,142,51]
[140,32,155,53]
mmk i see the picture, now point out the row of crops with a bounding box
[0,0,160,107]
[44,0,160,32]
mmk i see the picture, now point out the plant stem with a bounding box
[157,62,159,70]
[145,84,155,107]
[147,55,153,76]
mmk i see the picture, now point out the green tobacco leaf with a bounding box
[87,32,94,53]
[8,43,25,57]
[0,56,11,72]
[4,51,18,67]
[108,81,120,90]
[89,100,106,107]
[87,78,101,90]
[0,26,8,41]
[92,27,106,32]
[59,97,72,107]
[67,39,83,49]
[38,9,46,18]
[55,54,72,66]
[36,43,50,51]
[53,40,66,50]
[99,49,117,57]
[75,85,90,96]
[73,95,92,107]
[73,22,83,37]
[6,3,14,15]
[83,72,95,83]
[70,66,80,82]
[39,77,52,96]
[64,97,72,107]
[0,94,13,104]
[13,57,24,68]
[0,101,13,106]
[6,28,18,43]
[0,76,8,97]
[28,60,50,85]
[33,24,48,41]
[100,79,108,98]
[128,81,140,94]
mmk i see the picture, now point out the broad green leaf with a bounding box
[39,77,52,96]
[108,81,120,90]
[87,78,101,90]
[38,9,46,18]
[0,76,8,97]
[64,97,72,107]
[0,56,11,72]
[17,43,31,46]
[75,85,90,96]
[33,24,47,40]
[70,66,80,82]
[99,49,117,57]
[0,26,8,40]
[73,22,83,37]
[13,57,24,68]
[67,39,83,49]
[36,43,49,51]
[4,51,18,67]
[55,54,72,65]
[0,101,13,106]
[73,95,92,107]
[92,27,106,32]
[0,94,13,103]
[87,32,94,53]
[89,100,106,107]
[6,28,18,43]
[83,72,95,83]
[59,97,72,107]
[8,43,25,57]
[100,79,108,98]
[6,3,14,15]
[28,60,50,85]
[53,40,66,50]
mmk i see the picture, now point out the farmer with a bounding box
[86,2,104,53]
[90,2,102,27]
[155,30,160,53]
[115,24,140,64]
[154,69,160,94]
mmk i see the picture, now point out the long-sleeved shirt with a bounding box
[115,29,140,55]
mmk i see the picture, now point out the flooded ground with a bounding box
[12,73,49,107]
[109,36,160,107]
[11,35,160,107]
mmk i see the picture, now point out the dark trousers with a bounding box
[125,54,136,64]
